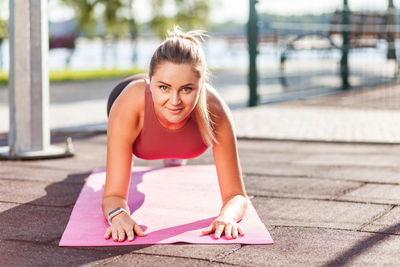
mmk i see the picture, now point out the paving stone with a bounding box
[339,184,400,205]
[244,175,362,200]
[294,153,400,167]
[361,206,400,234]
[306,165,400,184]
[0,164,90,183]
[0,203,72,242]
[65,243,240,263]
[266,141,400,155]
[252,197,390,230]
[243,164,400,184]
[236,139,400,156]
[0,178,82,206]
[220,226,400,266]
[96,253,230,267]
[14,134,108,171]
[281,83,400,110]
[0,240,134,267]
[232,106,400,143]
[2,127,400,265]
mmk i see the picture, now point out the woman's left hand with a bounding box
[202,215,245,239]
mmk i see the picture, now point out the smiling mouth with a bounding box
[168,108,184,114]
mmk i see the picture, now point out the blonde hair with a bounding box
[149,25,216,146]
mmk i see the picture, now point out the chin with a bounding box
[164,112,189,124]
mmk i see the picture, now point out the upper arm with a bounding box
[206,85,247,203]
[103,80,145,200]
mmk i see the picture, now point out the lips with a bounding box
[168,108,184,114]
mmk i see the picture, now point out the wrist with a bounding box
[107,207,130,225]
[220,195,248,221]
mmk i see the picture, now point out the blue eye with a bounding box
[182,87,192,93]
[159,85,168,91]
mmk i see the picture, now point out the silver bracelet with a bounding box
[107,207,129,226]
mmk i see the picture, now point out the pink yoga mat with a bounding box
[59,165,274,246]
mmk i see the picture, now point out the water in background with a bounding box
[0,37,252,71]
[0,36,393,71]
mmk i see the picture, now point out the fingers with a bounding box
[122,223,135,241]
[117,225,125,242]
[238,225,245,236]
[202,221,245,240]
[224,224,233,239]
[134,223,145,237]
[201,224,214,235]
[104,227,112,239]
[232,226,238,239]
[214,224,225,239]
[111,226,118,241]
[105,221,146,242]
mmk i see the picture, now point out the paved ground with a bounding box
[1,75,400,266]
[1,133,400,266]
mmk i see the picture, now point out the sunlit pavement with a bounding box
[1,76,400,266]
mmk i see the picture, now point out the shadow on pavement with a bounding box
[0,169,153,266]
[324,223,400,267]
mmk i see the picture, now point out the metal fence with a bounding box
[255,0,400,104]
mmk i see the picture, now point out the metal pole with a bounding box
[340,0,350,89]
[0,0,73,160]
[248,0,259,106]
[387,0,396,60]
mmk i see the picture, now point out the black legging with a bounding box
[107,73,149,117]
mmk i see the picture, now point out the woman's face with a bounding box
[150,61,201,130]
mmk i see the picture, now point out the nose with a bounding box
[170,91,181,106]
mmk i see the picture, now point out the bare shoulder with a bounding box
[108,78,147,135]
[109,78,146,119]
[205,83,232,121]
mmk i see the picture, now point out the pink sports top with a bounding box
[132,79,209,160]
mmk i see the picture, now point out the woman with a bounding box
[103,26,248,242]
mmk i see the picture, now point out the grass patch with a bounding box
[0,67,146,86]
[0,71,7,86]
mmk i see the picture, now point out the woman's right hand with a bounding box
[104,212,145,242]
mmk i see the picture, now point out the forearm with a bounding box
[219,195,248,222]
[102,196,130,219]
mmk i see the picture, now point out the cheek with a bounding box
[152,92,169,106]
[183,94,199,108]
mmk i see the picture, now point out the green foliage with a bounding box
[175,0,210,30]
[50,67,145,82]
[60,0,136,38]
[60,0,99,37]
[57,0,210,40]
[0,0,7,40]
[0,19,7,40]
[149,0,210,39]
[0,71,7,86]
[0,67,145,85]
[102,0,127,37]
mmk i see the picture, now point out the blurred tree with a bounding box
[102,0,129,37]
[59,0,135,37]
[149,0,174,39]
[149,0,210,39]
[175,0,210,30]
[60,0,139,68]
[60,0,99,37]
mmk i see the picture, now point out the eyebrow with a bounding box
[157,81,195,87]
